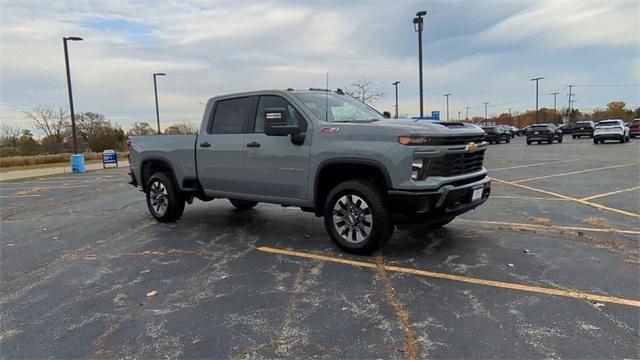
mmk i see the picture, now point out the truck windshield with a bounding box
[292,92,382,123]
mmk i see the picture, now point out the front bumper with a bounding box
[387,176,490,226]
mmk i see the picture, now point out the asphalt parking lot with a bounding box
[1,136,639,359]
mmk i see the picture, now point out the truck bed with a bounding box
[129,135,198,189]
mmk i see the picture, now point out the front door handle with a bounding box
[246,141,261,148]
[199,142,211,148]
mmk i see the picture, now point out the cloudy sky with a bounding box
[1,0,638,131]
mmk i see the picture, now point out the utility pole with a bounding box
[153,72,167,134]
[63,36,83,154]
[458,110,461,122]
[530,77,544,124]
[392,81,400,118]
[413,10,427,118]
[567,85,574,124]
[483,102,489,122]
[443,93,451,121]
[508,108,512,116]
[465,106,470,121]
[550,92,559,113]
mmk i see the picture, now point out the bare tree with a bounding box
[0,124,22,148]
[128,122,156,136]
[344,77,384,105]
[24,105,69,152]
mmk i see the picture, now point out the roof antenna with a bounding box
[325,73,329,122]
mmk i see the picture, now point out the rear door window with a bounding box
[210,97,254,134]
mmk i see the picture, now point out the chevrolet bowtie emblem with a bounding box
[465,143,479,153]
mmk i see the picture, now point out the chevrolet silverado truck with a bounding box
[129,89,490,254]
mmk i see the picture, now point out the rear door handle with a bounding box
[246,141,261,148]
[199,142,211,148]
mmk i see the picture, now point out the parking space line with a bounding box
[491,177,640,218]
[489,159,581,172]
[0,194,41,198]
[511,163,635,184]
[490,195,568,201]
[0,185,91,190]
[580,186,640,201]
[257,246,640,308]
[455,219,640,235]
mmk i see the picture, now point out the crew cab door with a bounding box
[196,96,257,195]
[243,95,311,201]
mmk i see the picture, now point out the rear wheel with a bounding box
[593,138,598,144]
[557,136,563,143]
[537,141,541,144]
[324,180,393,255]
[505,136,510,144]
[146,172,185,222]
[230,199,258,210]
[526,140,532,145]
[619,136,625,143]
[572,135,576,139]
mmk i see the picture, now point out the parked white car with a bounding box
[593,119,630,144]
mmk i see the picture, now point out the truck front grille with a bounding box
[429,135,485,146]
[427,150,485,177]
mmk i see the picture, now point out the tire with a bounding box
[230,199,258,210]
[557,136,563,143]
[619,136,624,143]
[572,135,576,139]
[600,139,605,144]
[526,141,532,145]
[537,141,541,144]
[593,138,598,144]
[625,135,630,142]
[146,172,185,222]
[324,180,393,255]
[505,136,510,144]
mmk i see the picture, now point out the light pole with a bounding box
[465,106,470,121]
[153,72,167,134]
[413,10,427,118]
[443,93,451,121]
[392,81,400,118]
[530,77,544,123]
[458,110,461,122]
[483,102,489,122]
[63,36,83,154]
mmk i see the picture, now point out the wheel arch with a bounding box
[140,157,179,193]
[313,158,392,216]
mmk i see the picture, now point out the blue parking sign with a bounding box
[102,149,118,168]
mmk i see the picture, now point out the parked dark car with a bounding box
[629,119,640,138]
[526,124,563,145]
[572,121,595,138]
[516,126,529,136]
[498,125,516,138]
[481,126,510,144]
[556,124,573,135]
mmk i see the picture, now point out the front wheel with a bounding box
[324,180,393,255]
[593,138,598,144]
[557,136,563,143]
[230,199,258,210]
[526,140,532,145]
[146,172,185,222]
[505,136,510,144]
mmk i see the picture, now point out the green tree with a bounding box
[18,129,39,155]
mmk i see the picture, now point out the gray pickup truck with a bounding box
[129,89,490,254]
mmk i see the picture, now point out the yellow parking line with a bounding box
[512,163,635,184]
[257,246,640,308]
[455,219,640,235]
[490,159,581,172]
[491,177,640,218]
[580,186,640,201]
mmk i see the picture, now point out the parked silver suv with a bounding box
[129,89,491,254]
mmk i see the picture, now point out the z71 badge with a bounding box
[319,127,340,134]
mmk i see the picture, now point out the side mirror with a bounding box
[383,111,391,119]
[264,107,300,136]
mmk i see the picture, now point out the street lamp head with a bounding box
[530,77,544,81]
[416,10,427,17]
[65,36,83,41]
[444,93,452,97]
[154,73,167,76]
[392,81,400,85]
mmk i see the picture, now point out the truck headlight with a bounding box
[412,159,424,180]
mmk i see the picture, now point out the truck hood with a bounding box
[364,119,485,136]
